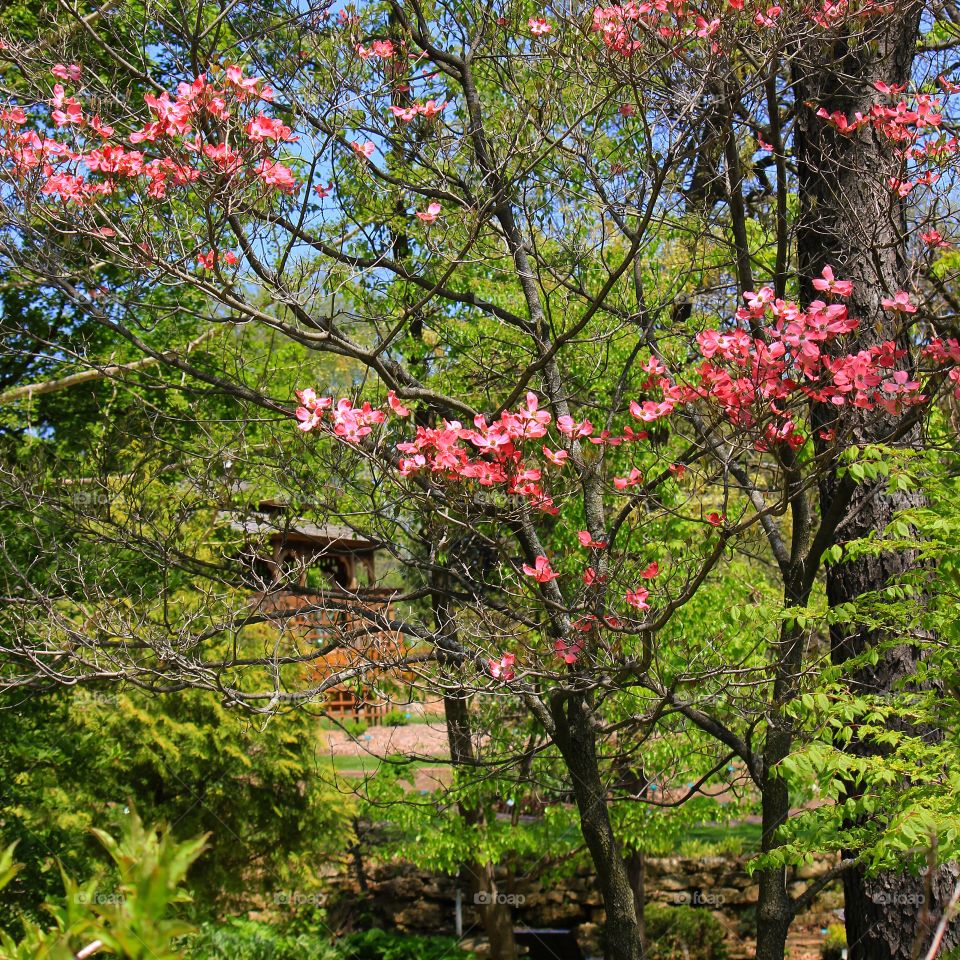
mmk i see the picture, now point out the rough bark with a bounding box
[443,691,518,960]
[756,607,810,960]
[624,849,646,956]
[552,693,643,960]
[434,591,517,960]
[755,728,796,960]
[615,759,648,956]
[794,6,959,956]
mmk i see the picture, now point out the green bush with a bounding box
[644,904,728,960]
[0,688,354,927]
[676,837,744,859]
[187,917,341,960]
[338,718,369,737]
[338,929,469,960]
[187,923,467,960]
[380,709,411,727]
[821,923,846,960]
[0,809,206,960]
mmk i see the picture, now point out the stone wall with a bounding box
[326,853,841,957]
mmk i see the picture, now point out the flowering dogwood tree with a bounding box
[1,1,960,958]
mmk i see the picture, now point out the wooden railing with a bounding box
[253,588,402,719]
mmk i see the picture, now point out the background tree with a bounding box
[0,4,960,960]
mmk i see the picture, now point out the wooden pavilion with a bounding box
[225,497,403,720]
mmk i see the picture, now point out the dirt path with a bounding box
[322,720,450,758]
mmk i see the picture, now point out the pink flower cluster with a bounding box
[590,3,652,56]
[923,337,960,397]
[388,100,445,122]
[356,39,397,59]
[292,383,652,522]
[817,87,956,200]
[246,114,297,143]
[682,268,929,447]
[817,92,945,145]
[1,64,296,205]
[523,555,559,581]
[197,250,238,270]
[488,652,516,681]
[394,392,559,513]
[295,390,386,440]
[589,0,885,59]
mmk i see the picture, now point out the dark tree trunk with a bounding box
[349,816,369,893]
[617,762,648,957]
[840,865,955,960]
[624,849,646,956]
[794,6,959,956]
[756,605,810,960]
[443,691,518,960]
[552,693,643,960]
[755,726,795,960]
[434,591,517,960]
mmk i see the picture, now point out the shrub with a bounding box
[339,718,369,737]
[187,922,466,960]
[0,809,206,960]
[337,929,469,960]
[676,837,744,858]
[821,923,847,960]
[644,904,728,960]
[187,917,341,960]
[0,688,354,926]
[381,709,411,727]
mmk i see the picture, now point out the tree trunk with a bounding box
[624,848,646,957]
[552,693,642,960]
[755,725,794,960]
[442,690,518,960]
[433,584,517,960]
[755,606,810,960]
[794,6,960,956]
[840,864,955,960]
[617,762,648,957]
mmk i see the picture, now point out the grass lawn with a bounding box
[685,820,762,852]
[321,753,450,773]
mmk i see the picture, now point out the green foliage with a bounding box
[769,439,960,873]
[184,918,468,960]
[380,710,411,727]
[676,835,744,859]
[360,764,583,877]
[644,905,728,960]
[338,718,370,738]
[0,688,354,926]
[0,809,205,960]
[0,847,22,920]
[337,929,469,960]
[821,923,846,960]
[185,917,341,960]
